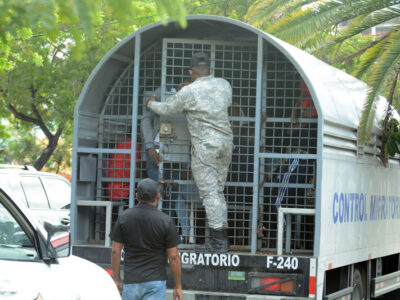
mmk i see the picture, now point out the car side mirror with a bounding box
[44,222,71,258]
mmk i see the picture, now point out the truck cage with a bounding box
[72,36,318,256]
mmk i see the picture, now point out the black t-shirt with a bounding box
[111,202,180,284]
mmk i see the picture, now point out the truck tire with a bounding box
[352,268,366,300]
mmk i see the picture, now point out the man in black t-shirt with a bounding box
[111,178,182,300]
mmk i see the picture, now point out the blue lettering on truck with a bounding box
[333,193,400,224]
[333,192,367,224]
[370,195,400,221]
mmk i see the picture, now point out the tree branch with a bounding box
[30,103,53,139]
[51,42,64,64]
[8,86,64,170]
[30,84,38,99]
[8,103,40,125]
[33,125,64,171]
[8,102,54,141]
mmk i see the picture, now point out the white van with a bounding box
[0,183,121,299]
[0,165,70,227]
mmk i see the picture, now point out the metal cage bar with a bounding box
[130,34,141,207]
[251,35,263,254]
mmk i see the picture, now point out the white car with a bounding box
[0,165,70,227]
[0,184,121,299]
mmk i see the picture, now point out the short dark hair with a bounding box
[137,178,158,202]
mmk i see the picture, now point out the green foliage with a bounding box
[246,0,400,164]
[246,0,313,32]
[359,31,400,145]
[0,3,137,170]
[382,118,400,157]
[183,0,252,19]
[0,0,187,72]
[0,122,10,141]
[0,124,71,172]
[0,121,11,163]
[4,133,42,166]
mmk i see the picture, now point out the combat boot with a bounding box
[195,228,229,253]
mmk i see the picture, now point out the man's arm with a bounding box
[141,107,157,150]
[140,108,160,166]
[148,87,192,116]
[111,241,123,293]
[167,246,183,300]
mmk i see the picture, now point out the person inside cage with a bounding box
[141,81,193,244]
[289,80,318,132]
[106,136,142,202]
[285,79,318,154]
[273,148,315,210]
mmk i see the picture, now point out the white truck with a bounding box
[70,15,400,299]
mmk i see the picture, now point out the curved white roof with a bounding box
[75,15,391,132]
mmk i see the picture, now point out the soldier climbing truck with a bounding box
[70,15,400,299]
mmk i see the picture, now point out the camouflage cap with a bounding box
[190,52,210,68]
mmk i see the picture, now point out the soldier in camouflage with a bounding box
[146,52,233,253]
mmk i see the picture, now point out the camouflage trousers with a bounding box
[191,141,232,229]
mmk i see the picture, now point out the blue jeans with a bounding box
[145,147,159,182]
[163,182,191,237]
[122,280,166,300]
[145,148,190,237]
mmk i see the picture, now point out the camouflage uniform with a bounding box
[148,75,233,229]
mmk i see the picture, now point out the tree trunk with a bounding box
[33,127,63,170]
[8,103,64,171]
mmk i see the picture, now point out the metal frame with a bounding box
[251,35,263,253]
[323,287,353,300]
[372,270,400,297]
[277,207,316,255]
[130,33,141,208]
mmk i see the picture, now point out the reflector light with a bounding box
[281,280,295,292]
[260,277,295,292]
[261,277,280,291]
[309,275,316,296]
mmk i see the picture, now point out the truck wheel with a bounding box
[352,268,366,300]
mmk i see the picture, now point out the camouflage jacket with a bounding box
[148,75,233,145]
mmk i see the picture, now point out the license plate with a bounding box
[266,256,299,270]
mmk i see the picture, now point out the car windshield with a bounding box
[0,203,38,261]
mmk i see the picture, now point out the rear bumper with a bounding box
[167,252,314,298]
[166,289,311,299]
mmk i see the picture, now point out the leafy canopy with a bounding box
[246,0,400,164]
